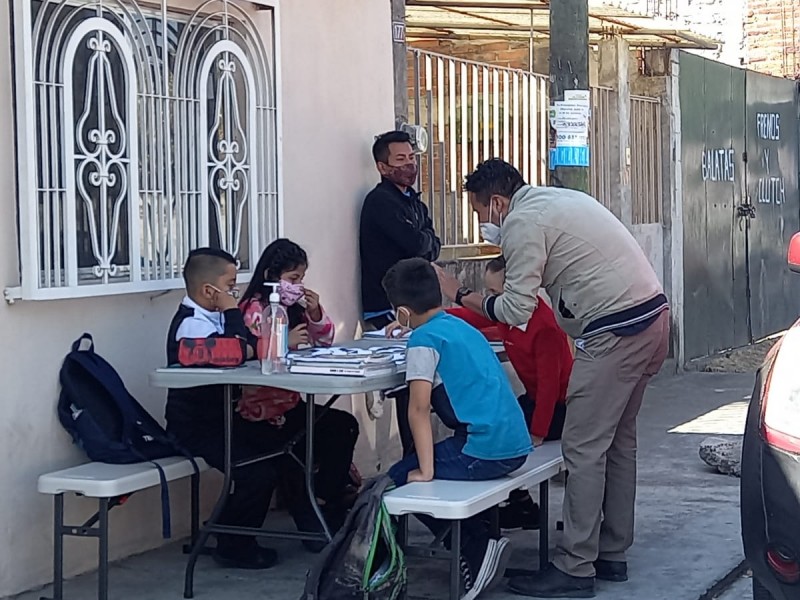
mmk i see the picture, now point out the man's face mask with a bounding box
[383,163,418,188]
[479,200,503,245]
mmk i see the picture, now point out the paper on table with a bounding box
[287,347,377,363]
[363,327,411,339]
[367,345,406,364]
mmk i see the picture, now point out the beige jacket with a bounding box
[490,185,665,339]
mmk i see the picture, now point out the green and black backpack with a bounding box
[299,475,406,600]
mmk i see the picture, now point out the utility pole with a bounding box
[549,0,590,192]
[391,0,408,128]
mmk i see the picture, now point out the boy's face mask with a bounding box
[278,279,305,306]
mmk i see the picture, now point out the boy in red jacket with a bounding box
[448,256,574,529]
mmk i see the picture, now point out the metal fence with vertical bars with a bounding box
[630,94,663,224]
[590,86,614,211]
[408,48,549,247]
[407,49,662,246]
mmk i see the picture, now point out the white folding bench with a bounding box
[383,442,564,600]
[37,457,208,600]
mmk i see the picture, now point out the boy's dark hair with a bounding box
[183,248,236,294]
[372,130,412,164]
[241,238,309,328]
[486,255,506,273]
[464,159,526,206]
[382,258,442,314]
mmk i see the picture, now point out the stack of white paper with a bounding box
[287,346,403,377]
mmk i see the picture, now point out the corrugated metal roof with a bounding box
[405,0,718,49]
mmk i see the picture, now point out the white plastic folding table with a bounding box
[149,359,405,598]
[149,339,506,598]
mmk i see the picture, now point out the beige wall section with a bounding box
[277,0,398,477]
[631,224,665,288]
[0,0,394,596]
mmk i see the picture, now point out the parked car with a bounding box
[740,233,800,600]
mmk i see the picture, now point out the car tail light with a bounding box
[766,545,800,584]
[760,328,800,454]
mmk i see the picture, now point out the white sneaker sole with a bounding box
[486,537,512,592]
[461,537,511,600]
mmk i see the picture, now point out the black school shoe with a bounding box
[594,559,628,582]
[507,563,595,598]
[213,538,278,570]
[499,491,540,530]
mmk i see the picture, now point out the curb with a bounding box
[697,559,749,600]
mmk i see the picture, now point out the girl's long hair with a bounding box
[240,238,308,328]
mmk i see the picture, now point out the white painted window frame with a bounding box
[8,0,284,302]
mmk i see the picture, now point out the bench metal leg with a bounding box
[556,470,568,531]
[44,494,65,600]
[98,498,109,600]
[539,480,549,570]
[450,521,461,600]
[43,495,110,600]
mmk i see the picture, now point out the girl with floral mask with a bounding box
[240,238,333,355]
[238,239,359,548]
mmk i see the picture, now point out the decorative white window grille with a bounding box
[11,0,281,300]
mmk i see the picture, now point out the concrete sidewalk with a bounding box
[12,371,753,600]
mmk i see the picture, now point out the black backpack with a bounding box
[57,333,197,538]
[300,475,406,600]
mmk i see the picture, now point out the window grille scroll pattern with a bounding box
[20,0,278,297]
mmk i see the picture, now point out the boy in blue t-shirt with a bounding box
[383,258,532,600]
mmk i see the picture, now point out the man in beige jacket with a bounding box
[436,159,669,598]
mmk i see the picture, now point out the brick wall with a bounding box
[616,0,799,78]
[408,39,547,73]
[745,0,800,78]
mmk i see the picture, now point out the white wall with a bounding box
[0,0,394,596]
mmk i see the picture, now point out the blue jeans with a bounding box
[388,436,526,551]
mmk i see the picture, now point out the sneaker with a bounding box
[460,536,512,600]
[485,537,513,592]
[593,559,628,582]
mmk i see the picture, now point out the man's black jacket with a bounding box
[359,178,441,314]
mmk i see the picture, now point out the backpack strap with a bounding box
[154,461,172,539]
[127,447,172,539]
[163,430,201,479]
[143,437,202,540]
[72,333,94,353]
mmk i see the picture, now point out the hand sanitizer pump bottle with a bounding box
[260,283,289,374]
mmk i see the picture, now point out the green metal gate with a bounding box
[681,53,800,360]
